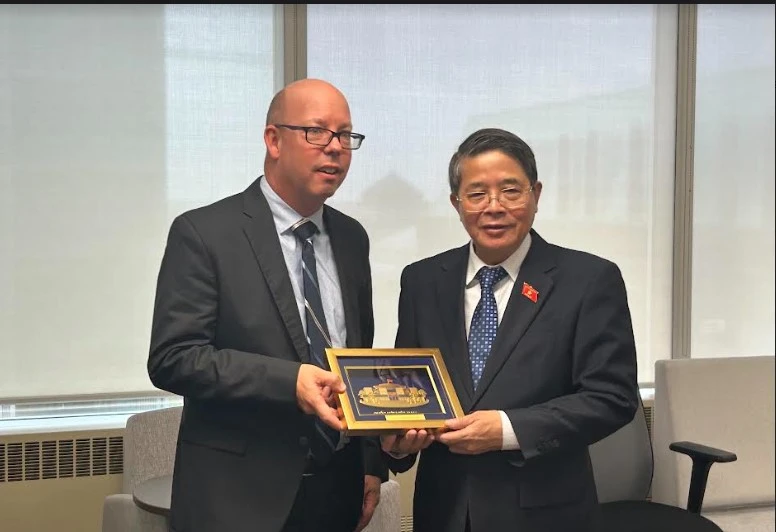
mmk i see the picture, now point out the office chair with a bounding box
[589,398,736,532]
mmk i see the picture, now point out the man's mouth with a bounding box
[481,224,509,235]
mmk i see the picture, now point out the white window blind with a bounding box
[0,4,278,398]
[691,4,775,359]
[308,4,678,383]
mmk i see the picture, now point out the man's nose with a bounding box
[324,134,345,153]
[484,194,506,211]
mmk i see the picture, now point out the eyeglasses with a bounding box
[273,124,365,150]
[456,186,534,213]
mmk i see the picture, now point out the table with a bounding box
[132,474,172,517]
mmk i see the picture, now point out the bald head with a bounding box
[261,78,355,217]
[266,79,350,126]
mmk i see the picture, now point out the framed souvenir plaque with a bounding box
[325,348,465,435]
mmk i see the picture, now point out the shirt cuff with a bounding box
[499,410,520,450]
[387,450,409,459]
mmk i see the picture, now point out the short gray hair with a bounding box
[448,128,538,194]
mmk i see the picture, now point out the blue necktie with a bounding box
[292,219,339,464]
[468,266,507,390]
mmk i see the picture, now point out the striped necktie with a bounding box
[292,219,339,464]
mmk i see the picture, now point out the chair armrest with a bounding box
[670,440,737,514]
[102,493,169,532]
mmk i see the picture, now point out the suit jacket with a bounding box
[389,229,639,532]
[148,177,387,532]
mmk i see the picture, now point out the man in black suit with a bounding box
[148,78,387,532]
[382,128,639,532]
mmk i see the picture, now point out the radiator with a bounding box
[0,428,124,532]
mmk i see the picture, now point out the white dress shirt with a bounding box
[260,176,348,448]
[464,232,532,450]
[260,176,347,348]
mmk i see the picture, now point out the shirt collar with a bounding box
[259,175,326,236]
[466,232,532,287]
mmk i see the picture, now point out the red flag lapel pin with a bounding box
[521,282,539,303]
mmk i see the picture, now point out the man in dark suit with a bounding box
[382,128,640,532]
[148,78,388,532]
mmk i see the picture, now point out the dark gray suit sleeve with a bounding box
[384,265,421,474]
[147,214,300,407]
[362,437,389,481]
[506,261,639,464]
[355,231,390,481]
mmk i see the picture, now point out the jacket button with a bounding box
[299,436,309,447]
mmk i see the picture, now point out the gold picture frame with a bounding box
[325,347,465,435]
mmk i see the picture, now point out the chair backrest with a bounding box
[589,399,653,503]
[362,479,401,532]
[121,405,182,493]
[652,356,775,511]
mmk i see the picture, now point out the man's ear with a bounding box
[264,125,281,159]
[449,193,460,213]
[533,181,543,212]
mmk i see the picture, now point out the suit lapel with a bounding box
[472,231,556,406]
[241,179,310,362]
[437,245,475,410]
[324,208,361,348]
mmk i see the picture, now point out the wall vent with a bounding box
[644,401,654,438]
[8,442,22,482]
[42,440,56,479]
[0,436,123,483]
[400,515,413,532]
[109,436,123,475]
[24,441,40,480]
[58,439,73,478]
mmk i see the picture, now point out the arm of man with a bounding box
[351,225,388,479]
[362,436,389,481]
[503,261,640,465]
[351,226,388,531]
[379,265,427,474]
[354,437,389,532]
[147,214,310,409]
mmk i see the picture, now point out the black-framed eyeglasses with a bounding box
[274,124,365,150]
[455,185,535,213]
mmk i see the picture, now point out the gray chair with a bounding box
[652,356,775,532]
[589,400,653,504]
[589,398,734,531]
[101,405,401,532]
[364,478,402,532]
[101,405,181,532]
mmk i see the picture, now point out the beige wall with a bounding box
[392,462,417,519]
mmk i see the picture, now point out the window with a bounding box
[0,4,279,399]
[308,4,678,383]
[2,4,773,419]
[691,4,775,358]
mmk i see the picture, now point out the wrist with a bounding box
[386,450,409,459]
